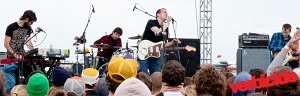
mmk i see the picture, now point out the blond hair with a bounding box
[47,87,65,96]
[10,85,27,96]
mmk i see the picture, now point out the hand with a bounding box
[287,36,300,51]
[166,16,173,23]
[172,38,181,44]
[13,53,22,60]
[288,56,299,62]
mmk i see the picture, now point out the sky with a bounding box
[0,0,300,64]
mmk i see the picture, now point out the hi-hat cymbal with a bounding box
[128,35,142,39]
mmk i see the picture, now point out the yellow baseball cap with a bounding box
[108,56,138,83]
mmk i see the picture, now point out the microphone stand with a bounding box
[16,30,41,84]
[80,7,94,69]
[135,7,156,18]
[171,21,181,63]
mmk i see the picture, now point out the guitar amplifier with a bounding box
[238,34,269,48]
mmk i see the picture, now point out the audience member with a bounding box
[249,68,267,94]
[82,68,100,96]
[136,72,152,90]
[159,60,185,96]
[225,76,235,96]
[114,77,151,96]
[26,72,49,96]
[64,77,85,96]
[185,85,197,96]
[10,85,27,96]
[232,72,255,96]
[47,86,65,96]
[150,72,162,95]
[52,66,71,87]
[106,56,138,95]
[267,66,300,96]
[193,64,226,96]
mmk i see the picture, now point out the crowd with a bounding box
[0,48,300,96]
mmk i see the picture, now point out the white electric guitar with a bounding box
[137,40,196,60]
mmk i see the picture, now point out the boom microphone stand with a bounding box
[79,5,95,68]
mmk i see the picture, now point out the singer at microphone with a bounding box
[139,8,181,75]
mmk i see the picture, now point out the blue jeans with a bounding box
[138,58,161,75]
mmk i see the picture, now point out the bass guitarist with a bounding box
[139,8,181,75]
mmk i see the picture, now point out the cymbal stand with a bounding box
[74,44,80,74]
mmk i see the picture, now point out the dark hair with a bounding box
[249,68,267,93]
[112,27,123,36]
[105,74,121,94]
[282,23,292,32]
[85,84,96,89]
[193,64,226,96]
[66,92,77,96]
[162,60,185,86]
[20,10,37,22]
[136,72,152,91]
[225,76,235,96]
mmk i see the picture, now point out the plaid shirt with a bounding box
[94,35,122,58]
[268,32,291,54]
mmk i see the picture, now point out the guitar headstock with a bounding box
[185,45,196,51]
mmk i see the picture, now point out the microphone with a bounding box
[133,3,137,11]
[92,5,95,13]
[35,27,44,33]
[171,18,176,22]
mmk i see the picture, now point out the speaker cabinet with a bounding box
[236,48,271,73]
[166,38,200,77]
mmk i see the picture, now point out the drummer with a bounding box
[93,27,123,69]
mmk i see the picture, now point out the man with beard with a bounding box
[4,10,36,85]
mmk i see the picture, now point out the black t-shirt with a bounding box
[142,20,168,43]
[5,22,32,57]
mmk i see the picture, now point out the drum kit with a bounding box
[72,34,142,72]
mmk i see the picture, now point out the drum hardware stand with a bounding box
[74,44,80,75]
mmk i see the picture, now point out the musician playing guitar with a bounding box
[3,10,36,85]
[139,8,181,75]
[269,23,292,60]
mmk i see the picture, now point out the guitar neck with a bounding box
[161,47,185,51]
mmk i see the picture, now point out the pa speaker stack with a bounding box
[236,33,270,73]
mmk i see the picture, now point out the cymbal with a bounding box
[90,45,121,49]
[128,35,142,39]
